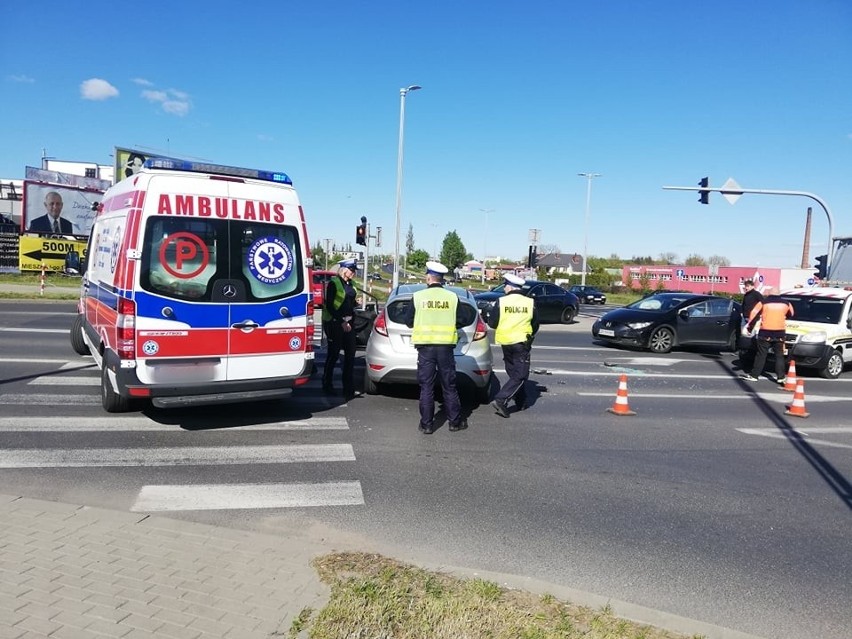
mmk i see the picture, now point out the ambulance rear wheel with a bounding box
[101,365,131,413]
[70,315,90,356]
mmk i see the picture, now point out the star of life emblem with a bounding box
[247,236,294,285]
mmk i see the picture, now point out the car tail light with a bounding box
[117,297,136,359]
[373,309,388,337]
[473,315,488,341]
[305,300,315,351]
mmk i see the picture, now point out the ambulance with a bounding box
[71,158,316,412]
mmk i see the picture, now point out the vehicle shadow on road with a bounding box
[717,359,852,511]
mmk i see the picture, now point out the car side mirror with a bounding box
[678,309,689,319]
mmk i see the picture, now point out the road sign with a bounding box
[721,177,743,205]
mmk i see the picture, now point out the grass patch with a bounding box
[299,552,705,639]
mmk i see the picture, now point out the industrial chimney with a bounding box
[801,207,812,268]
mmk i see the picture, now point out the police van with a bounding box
[770,287,852,379]
[71,158,316,412]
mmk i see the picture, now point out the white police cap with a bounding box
[425,261,449,276]
[338,259,357,271]
[504,273,525,287]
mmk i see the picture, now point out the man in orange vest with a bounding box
[740,288,794,384]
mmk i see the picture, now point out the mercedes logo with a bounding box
[222,284,237,298]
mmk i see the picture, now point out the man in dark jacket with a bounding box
[739,279,764,371]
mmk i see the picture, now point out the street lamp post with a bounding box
[392,85,421,289]
[479,208,494,284]
[577,172,601,286]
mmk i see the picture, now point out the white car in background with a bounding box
[364,284,493,402]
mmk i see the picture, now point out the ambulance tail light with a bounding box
[305,301,315,350]
[473,315,488,341]
[373,309,388,337]
[117,297,136,359]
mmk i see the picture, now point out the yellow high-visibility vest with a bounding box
[321,277,346,322]
[411,286,458,345]
[495,294,534,345]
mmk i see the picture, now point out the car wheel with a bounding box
[70,314,90,356]
[101,364,131,413]
[726,330,738,353]
[821,350,844,379]
[648,327,674,353]
[363,373,379,395]
[560,306,576,324]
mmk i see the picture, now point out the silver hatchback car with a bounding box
[364,284,493,402]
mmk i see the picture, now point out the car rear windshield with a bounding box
[386,298,478,326]
[782,296,845,324]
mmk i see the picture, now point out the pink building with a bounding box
[621,265,819,295]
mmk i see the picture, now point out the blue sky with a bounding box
[2,0,850,268]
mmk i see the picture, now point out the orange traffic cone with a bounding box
[783,360,798,392]
[607,374,636,416]
[784,379,810,418]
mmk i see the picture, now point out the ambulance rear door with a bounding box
[133,171,308,386]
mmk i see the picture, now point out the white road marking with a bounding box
[0,444,356,468]
[29,376,98,386]
[0,328,67,334]
[131,481,365,511]
[576,391,852,402]
[0,393,341,408]
[737,427,852,450]
[0,358,81,365]
[0,416,350,432]
[1,394,98,405]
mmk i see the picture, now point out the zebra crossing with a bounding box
[0,360,366,513]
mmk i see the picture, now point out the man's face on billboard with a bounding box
[44,193,63,218]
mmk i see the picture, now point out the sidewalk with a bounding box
[0,494,330,639]
[0,493,770,639]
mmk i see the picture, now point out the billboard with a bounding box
[25,166,111,191]
[114,147,165,183]
[22,182,103,237]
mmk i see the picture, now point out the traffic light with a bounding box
[698,177,709,204]
[814,254,828,279]
[527,245,537,268]
[355,223,366,246]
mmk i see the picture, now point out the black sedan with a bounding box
[569,285,607,304]
[475,280,579,324]
[591,293,742,353]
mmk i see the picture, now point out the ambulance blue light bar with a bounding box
[143,157,292,185]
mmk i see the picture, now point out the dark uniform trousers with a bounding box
[494,342,530,407]
[322,321,356,395]
[416,345,462,427]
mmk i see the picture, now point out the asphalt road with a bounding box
[1,300,850,639]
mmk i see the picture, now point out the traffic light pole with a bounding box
[663,183,836,268]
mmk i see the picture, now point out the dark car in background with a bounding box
[591,292,742,353]
[568,285,607,304]
[474,280,579,324]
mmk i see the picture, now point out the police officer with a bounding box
[322,259,359,399]
[741,287,794,384]
[404,261,468,434]
[487,273,539,418]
